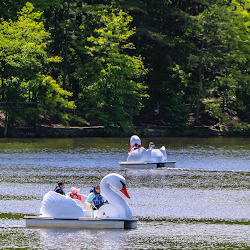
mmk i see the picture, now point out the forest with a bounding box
[0,0,250,136]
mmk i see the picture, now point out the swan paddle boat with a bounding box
[25,173,137,229]
[119,135,176,169]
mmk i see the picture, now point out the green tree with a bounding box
[117,0,205,128]
[194,0,250,129]
[82,9,147,133]
[0,2,75,136]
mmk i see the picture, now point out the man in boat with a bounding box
[85,185,106,210]
[54,181,66,195]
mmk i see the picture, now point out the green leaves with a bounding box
[37,75,75,115]
[0,2,75,132]
[195,1,250,127]
[83,9,147,133]
[0,2,49,79]
[1,0,250,134]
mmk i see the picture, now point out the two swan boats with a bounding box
[25,173,137,229]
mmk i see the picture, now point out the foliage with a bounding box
[194,0,250,128]
[0,2,75,132]
[1,0,250,135]
[231,122,250,136]
[82,9,147,133]
[164,93,190,130]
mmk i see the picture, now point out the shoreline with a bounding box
[0,125,244,138]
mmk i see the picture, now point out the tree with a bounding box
[194,0,250,128]
[81,9,147,133]
[0,2,75,136]
[117,0,204,128]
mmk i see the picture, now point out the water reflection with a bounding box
[0,222,249,249]
[38,228,130,249]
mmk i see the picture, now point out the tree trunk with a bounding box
[4,111,8,138]
[195,35,205,125]
[63,0,70,90]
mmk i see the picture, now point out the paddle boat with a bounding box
[119,135,176,169]
[25,173,137,229]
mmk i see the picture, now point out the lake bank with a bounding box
[0,125,224,138]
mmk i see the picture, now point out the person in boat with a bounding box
[70,187,82,200]
[130,143,144,151]
[130,143,139,151]
[54,181,65,195]
[85,185,106,210]
[148,142,156,149]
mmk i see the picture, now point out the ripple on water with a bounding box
[0,138,249,249]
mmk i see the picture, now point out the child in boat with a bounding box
[70,187,82,200]
[69,187,87,208]
[85,185,106,210]
[54,181,65,195]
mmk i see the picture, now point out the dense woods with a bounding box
[1,0,250,136]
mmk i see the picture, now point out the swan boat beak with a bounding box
[120,185,130,199]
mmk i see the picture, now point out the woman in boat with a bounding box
[54,181,65,195]
[85,185,106,210]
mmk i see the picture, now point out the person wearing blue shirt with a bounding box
[85,185,106,210]
[54,181,66,195]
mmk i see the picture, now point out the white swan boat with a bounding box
[25,174,137,229]
[119,135,176,169]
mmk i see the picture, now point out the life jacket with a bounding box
[92,189,105,206]
[54,186,65,195]
[130,146,138,151]
[130,145,144,151]
[130,145,143,151]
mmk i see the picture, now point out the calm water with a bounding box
[0,137,249,249]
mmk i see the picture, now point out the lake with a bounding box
[0,137,249,249]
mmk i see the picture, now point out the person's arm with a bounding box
[102,195,106,203]
[85,193,95,208]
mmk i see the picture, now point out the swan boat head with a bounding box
[96,173,133,219]
[101,173,130,198]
